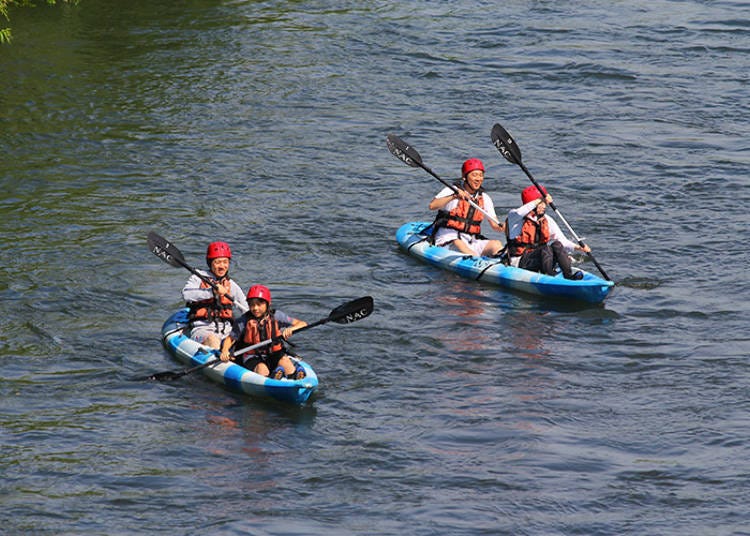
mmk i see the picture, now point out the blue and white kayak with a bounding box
[161,309,318,404]
[396,221,614,304]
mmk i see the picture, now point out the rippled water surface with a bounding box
[2,1,749,534]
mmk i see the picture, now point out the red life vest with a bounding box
[444,187,485,235]
[188,278,234,321]
[509,215,550,257]
[242,312,285,358]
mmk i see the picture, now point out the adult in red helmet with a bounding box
[506,185,590,279]
[219,284,308,380]
[181,241,248,349]
[428,157,505,257]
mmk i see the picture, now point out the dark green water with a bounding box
[2,1,749,534]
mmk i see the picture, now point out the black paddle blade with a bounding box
[330,296,374,324]
[133,358,218,382]
[147,231,186,268]
[135,370,184,381]
[491,123,523,165]
[386,134,422,168]
[131,367,188,381]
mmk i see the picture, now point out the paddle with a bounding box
[135,357,220,382]
[490,123,611,281]
[136,296,374,381]
[386,133,503,227]
[147,231,248,312]
[232,295,374,358]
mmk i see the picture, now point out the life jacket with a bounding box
[508,215,550,257]
[187,277,234,322]
[439,182,485,236]
[241,311,285,359]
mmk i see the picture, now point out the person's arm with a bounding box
[219,318,244,361]
[489,219,506,234]
[428,186,461,211]
[219,334,235,361]
[506,200,538,240]
[182,272,214,303]
[229,281,248,311]
[547,217,590,253]
[275,311,307,340]
[515,198,543,218]
[482,194,506,233]
[429,193,457,210]
[287,317,308,338]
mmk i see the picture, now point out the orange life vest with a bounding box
[509,215,550,257]
[443,186,485,235]
[241,312,285,358]
[187,278,234,321]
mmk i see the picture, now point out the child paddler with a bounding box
[219,285,307,380]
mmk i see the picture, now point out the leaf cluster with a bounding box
[1,0,73,44]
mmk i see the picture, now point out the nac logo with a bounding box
[387,138,415,167]
[344,307,370,323]
[152,245,174,264]
[494,138,513,161]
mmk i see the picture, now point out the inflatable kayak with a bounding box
[396,221,614,304]
[161,309,318,404]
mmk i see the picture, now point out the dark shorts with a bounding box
[241,353,283,372]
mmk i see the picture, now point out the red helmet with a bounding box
[521,185,548,204]
[246,284,271,304]
[461,158,485,177]
[206,241,232,262]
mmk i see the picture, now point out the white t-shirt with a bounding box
[432,187,499,248]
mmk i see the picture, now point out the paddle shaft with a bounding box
[136,355,219,381]
[182,261,251,314]
[490,124,611,281]
[519,160,611,281]
[148,232,249,313]
[419,162,503,227]
[232,311,343,358]
[386,134,502,227]
[141,296,373,381]
[231,295,373,358]
[174,358,219,379]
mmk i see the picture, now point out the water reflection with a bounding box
[432,284,496,354]
[185,395,318,504]
[500,309,556,360]
[430,282,565,360]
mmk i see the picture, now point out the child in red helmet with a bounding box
[219,284,308,380]
[428,158,505,257]
[181,241,248,349]
[506,185,590,279]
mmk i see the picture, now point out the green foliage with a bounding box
[1,0,74,44]
[0,0,10,44]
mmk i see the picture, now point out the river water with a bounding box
[1,1,749,534]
